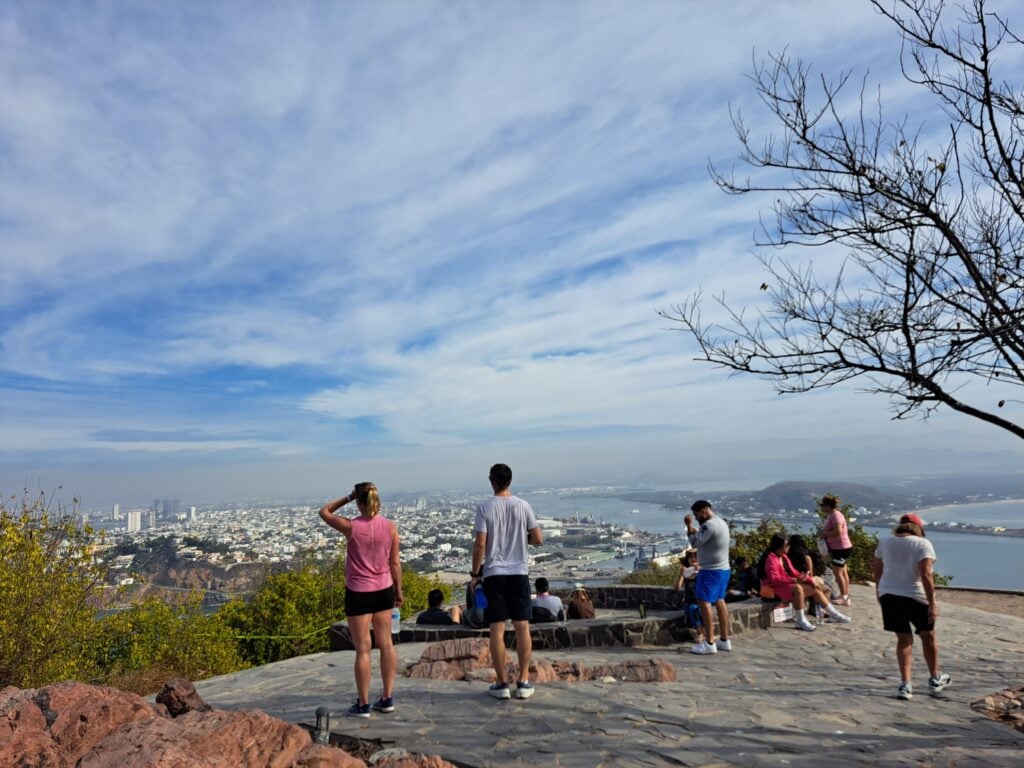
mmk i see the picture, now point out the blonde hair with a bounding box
[353,482,380,517]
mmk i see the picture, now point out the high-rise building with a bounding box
[189,506,197,522]
[126,509,142,532]
[112,503,120,520]
[147,509,156,530]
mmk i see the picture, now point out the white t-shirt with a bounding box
[474,495,539,577]
[532,593,564,617]
[875,535,936,604]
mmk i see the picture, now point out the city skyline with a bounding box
[2,1,1023,508]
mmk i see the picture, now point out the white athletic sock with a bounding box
[795,609,807,622]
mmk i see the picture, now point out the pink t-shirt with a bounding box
[345,514,395,593]
[822,509,853,549]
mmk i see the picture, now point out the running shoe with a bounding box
[897,682,913,700]
[488,682,511,700]
[928,673,952,694]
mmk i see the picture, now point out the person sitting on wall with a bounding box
[726,555,759,602]
[531,577,565,622]
[415,588,463,625]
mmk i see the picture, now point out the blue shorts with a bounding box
[695,569,731,603]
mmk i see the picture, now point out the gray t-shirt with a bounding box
[695,515,730,571]
[875,535,936,604]
[474,495,539,577]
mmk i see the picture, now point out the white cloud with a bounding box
[2,0,1021,503]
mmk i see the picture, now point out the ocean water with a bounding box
[523,492,1024,591]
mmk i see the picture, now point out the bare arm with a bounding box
[470,531,487,583]
[318,493,356,537]
[919,557,937,620]
[528,526,542,546]
[872,557,883,599]
[390,522,403,606]
[672,565,684,591]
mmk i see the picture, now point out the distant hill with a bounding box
[733,481,905,512]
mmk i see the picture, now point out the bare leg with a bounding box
[698,600,715,643]
[371,609,396,699]
[449,605,463,624]
[791,586,806,610]
[489,622,507,683]
[714,599,730,642]
[512,619,532,682]
[919,630,940,677]
[896,632,914,682]
[834,564,850,596]
[348,613,372,705]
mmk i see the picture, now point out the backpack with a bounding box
[462,582,486,628]
[567,589,595,620]
[530,606,559,623]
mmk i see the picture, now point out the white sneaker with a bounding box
[794,618,817,632]
[690,640,718,654]
[717,638,732,652]
[827,609,852,623]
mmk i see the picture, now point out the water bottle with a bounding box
[815,603,824,626]
[391,606,401,635]
[474,583,488,611]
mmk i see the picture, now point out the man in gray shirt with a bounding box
[685,500,732,654]
[470,463,542,700]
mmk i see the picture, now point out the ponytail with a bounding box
[354,482,381,517]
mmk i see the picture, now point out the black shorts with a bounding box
[345,585,395,617]
[828,546,854,567]
[482,574,531,623]
[879,593,934,634]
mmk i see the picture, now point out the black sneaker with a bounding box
[372,695,394,713]
[347,700,370,718]
[488,682,511,700]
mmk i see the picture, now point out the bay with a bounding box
[523,492,1024,591]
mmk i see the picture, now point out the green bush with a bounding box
[0,493,107,688]
[93,593,245,694]
[619,561,679,586]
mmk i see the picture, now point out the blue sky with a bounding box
[2,1,1022,506]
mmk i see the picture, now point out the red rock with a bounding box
[0,686,66,768]
[156,677,212,718]
[37,681,160,764]
[405,642,676,683]
[417,638,490,663]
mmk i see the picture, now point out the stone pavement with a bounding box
[196,585,1023,767]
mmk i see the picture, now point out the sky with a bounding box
[2,1,1022,508]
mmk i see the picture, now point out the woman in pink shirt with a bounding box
[820,494,853,605]
[757,534,851,631]
[320,482,402,718]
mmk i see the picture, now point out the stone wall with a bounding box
[328,586,775,652]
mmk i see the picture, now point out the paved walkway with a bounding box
[196,585,1023,767]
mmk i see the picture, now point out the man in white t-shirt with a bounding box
[470,463,543,701]
[531,577,564,621]
[873,513,952,701]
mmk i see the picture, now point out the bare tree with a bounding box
[662,0,1024,440]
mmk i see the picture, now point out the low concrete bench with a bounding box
[328,585,777,652]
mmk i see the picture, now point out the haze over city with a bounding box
[2,1,1022,507]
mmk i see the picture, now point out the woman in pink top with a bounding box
[320,482,402,718]
[757,534,851,631]
[820,494,853,605]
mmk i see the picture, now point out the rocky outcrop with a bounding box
[404,638,676,683]
[971,685,1024,733]
[155,676,213,717]
[0,681,455,768]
